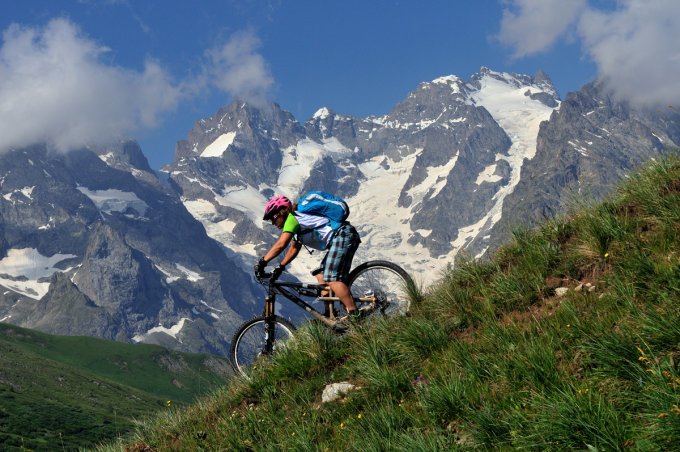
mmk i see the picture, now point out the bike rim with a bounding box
[350,265,411,317]
[233,319,295,374]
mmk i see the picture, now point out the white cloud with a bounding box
[496,0,587,58]
[0,18,182,153]
[578,0,680,107]
[206,29,274,106]
[497,0,680,107]
[0,20,277,154]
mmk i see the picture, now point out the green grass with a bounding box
[100,154,680,451]
[0,324,233,450]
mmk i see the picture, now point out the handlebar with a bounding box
[256,272,273,281]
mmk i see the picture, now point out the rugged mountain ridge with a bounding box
[0,142,259,355]
[164,68,562,281]
[166,68,680,284]
[488,81,680,251]
[1,67,678,356]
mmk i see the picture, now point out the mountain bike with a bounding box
[229,260,413,376]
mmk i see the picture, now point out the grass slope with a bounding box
[0,324,233,450]
[102,155,679,451]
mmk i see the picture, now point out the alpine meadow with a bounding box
[98,154,680,450]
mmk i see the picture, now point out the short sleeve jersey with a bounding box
[283,212,336,250]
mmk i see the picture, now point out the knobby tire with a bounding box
[230,315,296,376]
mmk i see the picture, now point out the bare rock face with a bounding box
[488,81,680,253]
[0,142,260,356]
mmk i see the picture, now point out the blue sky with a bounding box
[1,1,679,169]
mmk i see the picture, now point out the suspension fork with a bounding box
[263,292,276,355]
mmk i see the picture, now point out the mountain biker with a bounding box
[256,194,363,320]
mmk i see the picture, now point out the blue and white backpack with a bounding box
[296,191,350,231]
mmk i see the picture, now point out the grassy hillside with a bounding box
[0,324,233,450]
[101,155,679,451]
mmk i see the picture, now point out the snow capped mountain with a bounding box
[165,67,680,288]
[489,80,680,246]
[164,68,561,284]
[0,142,260,356]
[3,67,677,357]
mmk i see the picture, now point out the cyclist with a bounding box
[255,194,363,320]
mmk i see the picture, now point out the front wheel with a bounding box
[347,260,414,318]
[230,315,296,376]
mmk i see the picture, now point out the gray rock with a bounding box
[321,381,359,403]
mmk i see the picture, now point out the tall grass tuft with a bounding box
[516,386,632,450]
[348,321,414,398]
[426,256,496,329]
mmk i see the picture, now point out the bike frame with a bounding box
[265,280,337,329]
[263,279,378,330]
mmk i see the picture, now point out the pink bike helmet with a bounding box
[263,195,292,220]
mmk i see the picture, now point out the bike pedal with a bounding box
[333,322,349,333]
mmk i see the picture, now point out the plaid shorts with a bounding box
[312,223,361,282]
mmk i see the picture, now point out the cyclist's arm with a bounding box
[280,240,302,267]
[262,232,294,263]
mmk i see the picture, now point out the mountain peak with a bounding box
[431,75,462,85]
[312,107,334,120]
[534,68,551,84]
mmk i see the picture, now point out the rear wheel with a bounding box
[347,260,413,318]
[229,315,296,376]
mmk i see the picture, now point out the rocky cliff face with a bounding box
[487,81,680,252]
[164,68,561,280]
[0,142,259,355]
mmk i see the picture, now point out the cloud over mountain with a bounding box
[497,0,586,59]
[206,29,274,106]
[0,19,275,154]
[497,0,680,107]
[0,18,182,153]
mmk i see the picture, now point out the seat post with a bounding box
[322,286,336,319]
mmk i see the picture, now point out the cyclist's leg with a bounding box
[328,280,355,312]
[322,224,361,313]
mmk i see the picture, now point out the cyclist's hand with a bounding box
[270,264,285,281]
[254,258,267,279]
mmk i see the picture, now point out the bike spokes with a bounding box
[348,262,412,317]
